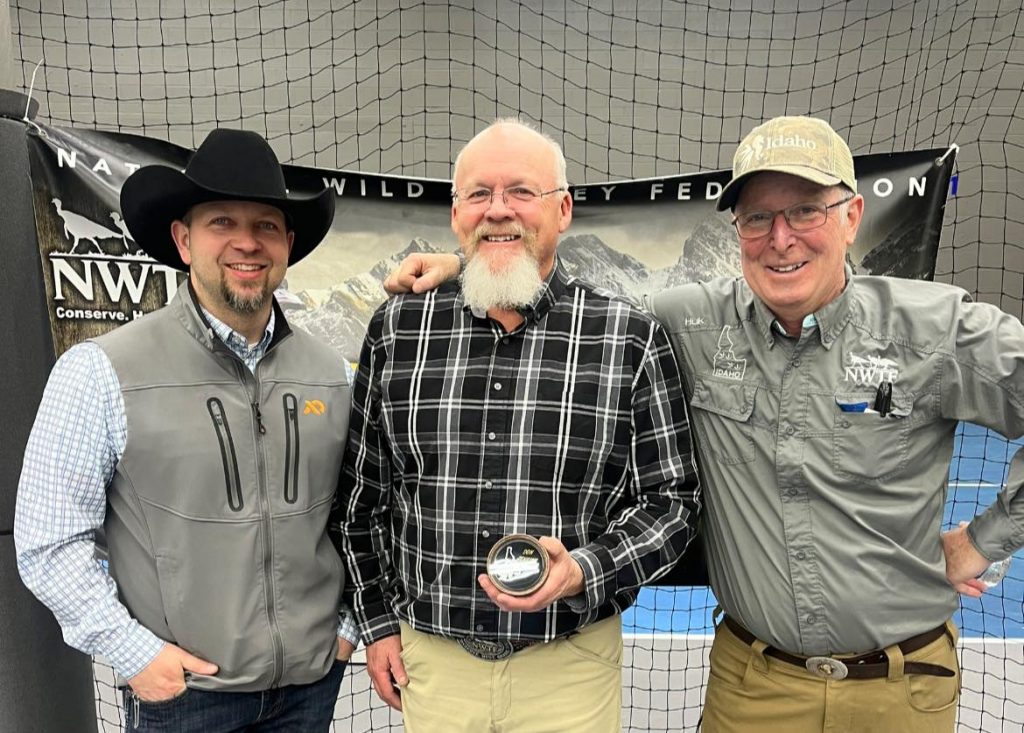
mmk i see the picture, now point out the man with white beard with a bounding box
[459,219,544,315]
[329,118,701,733]
[382,115,1024,733]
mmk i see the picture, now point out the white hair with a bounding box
[451,117,569,194]
[461,246,543,312]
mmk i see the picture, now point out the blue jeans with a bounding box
[122,660,346,732]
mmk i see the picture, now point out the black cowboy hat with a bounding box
[119,128,335,271]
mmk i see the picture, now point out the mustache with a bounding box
[470,223,528,248]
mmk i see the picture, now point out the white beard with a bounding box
[461,247,543,312]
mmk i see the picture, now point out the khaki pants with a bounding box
[398,615,622,733]
[701,619,960,733]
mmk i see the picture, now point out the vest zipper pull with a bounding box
[253,402,266,435]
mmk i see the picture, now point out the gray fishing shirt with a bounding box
[651,272,1024,655]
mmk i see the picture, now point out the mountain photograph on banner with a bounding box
[26,123,954,361]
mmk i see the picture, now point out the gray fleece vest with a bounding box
[93,288,350,692]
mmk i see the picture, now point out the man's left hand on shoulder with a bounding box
[478,536,585,613]
[941,522,992,598]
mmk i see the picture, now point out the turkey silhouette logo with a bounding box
[50,198,144,257]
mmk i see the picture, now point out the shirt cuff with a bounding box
[336,607,361,648]
[356,602,402,645]
[566,546,613,613]
[562,590,589,614]
[968,504,1024,562]
[103,623,167,680]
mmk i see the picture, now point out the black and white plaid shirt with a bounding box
[332,261,701,644]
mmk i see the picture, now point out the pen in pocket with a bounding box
[873,381,893,417]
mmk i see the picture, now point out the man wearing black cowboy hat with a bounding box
[15,129,357,731]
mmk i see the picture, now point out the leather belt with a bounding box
[723,617,955,680]
[457,637,540,661]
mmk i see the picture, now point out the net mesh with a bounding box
[11,1,1024,730]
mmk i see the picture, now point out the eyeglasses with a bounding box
[453,186,567,209]
[732,195,854,239]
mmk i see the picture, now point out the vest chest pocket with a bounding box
[207,398,243,511]
[690,376,757,465]
[832,389,912,480]
[283,393,300,504]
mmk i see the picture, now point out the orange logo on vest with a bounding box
[303,400,326,415]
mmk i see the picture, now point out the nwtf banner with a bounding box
[26,124,955,361]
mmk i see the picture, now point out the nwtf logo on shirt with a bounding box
[842,354,899,386]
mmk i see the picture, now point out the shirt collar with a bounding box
[771,312,818,337]
[202,306,276,359]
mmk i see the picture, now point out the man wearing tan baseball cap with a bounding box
[652,115,1024,732]
[382,115,1024,732]
[715,115,858,211]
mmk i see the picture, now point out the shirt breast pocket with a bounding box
[832,389,913,480]
[690,376,757,465]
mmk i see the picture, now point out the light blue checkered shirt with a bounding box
[771,312,819,336]
[15,307,358,681]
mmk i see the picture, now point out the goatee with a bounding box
[461,228,543,312]
[221,281,270,315]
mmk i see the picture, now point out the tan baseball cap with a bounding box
[716,115,857,211]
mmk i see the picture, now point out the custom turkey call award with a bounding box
[486,534,550,596]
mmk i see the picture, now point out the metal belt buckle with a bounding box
[805,656,849,680]
[457,637,515,661]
